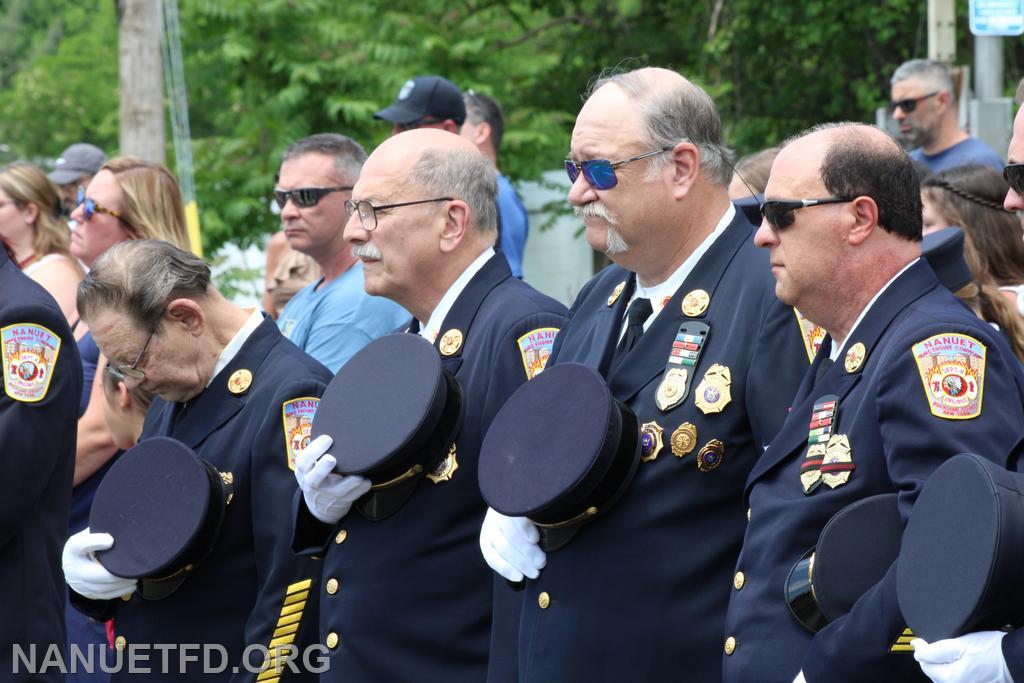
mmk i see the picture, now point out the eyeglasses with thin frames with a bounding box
[105,327,157,383]
[565,147,673,190]
[890,92,939,114]
[345,197,453,231]
[760,197,855,231]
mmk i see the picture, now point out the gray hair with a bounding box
[281,133,367,184]
[409,148,498,235]
[464,91,506,153]
[891,59,956,101]
[77,239,212,330]
[586,68,734,185]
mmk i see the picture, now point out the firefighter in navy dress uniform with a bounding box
[62,240,331,681]
[1,243,81,682]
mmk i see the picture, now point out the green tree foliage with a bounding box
[0,0,1020,253]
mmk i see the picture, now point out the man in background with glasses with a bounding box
[890,59,1003,174]
[290,129,566,682]
[373,75,466,136]
[722,122,1024,683]
[64,239,332,679]
[478,66,807,682]
[461,90,530,279]
[274,133,409,372]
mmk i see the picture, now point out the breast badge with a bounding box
[517,327,559,380]
[656,321,709,412]
[681,289,710,317]
[696,439,725,472]
[670,422,697,458]
[2,323,61,403]
[800,395,839,494]
[821,434,855,488]
[426,443,459,483]
[282,397,320,471]
[695,364,732,414]
[640,421,664,463]
[912,333,986,420]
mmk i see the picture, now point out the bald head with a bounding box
[782,122,922,241]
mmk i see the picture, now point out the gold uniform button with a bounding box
[335,530,348,544]
[325,632,339,649]
[724,636,736,655]
[733,571,745,590]
[538,592,551,609]
[326,578,339,595]
[120,593,132,602]
[114,636,127,651]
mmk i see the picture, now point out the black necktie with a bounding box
[611,297,652,370]
[813,358,834,387]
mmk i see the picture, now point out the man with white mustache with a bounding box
[274,133,409,372]
[290,129,567,682]
[478,66,808,682]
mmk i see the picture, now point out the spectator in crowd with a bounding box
[262,229,319,319]
[0,162,85,326]
[374,75,466,135]
[65,157,191,683]
[728,146,779,199]
[922,164,1024,315]
[274,133,409,372]
[891,59,1003,173]
[1004,78,1024,234]
[49,142,107,219]
[461,90,530,278]
[100,368,153,451]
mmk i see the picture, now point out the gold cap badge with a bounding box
[439,329,464,356]
[844,342,866,373]
[607,281,626,307]
[681,289,710,317]
[228,369,253,395]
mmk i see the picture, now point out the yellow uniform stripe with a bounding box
[287,579,312,594]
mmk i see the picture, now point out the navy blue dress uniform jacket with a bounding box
[510,213,808,682]
[0,248,81,682]
[723,260,1024,683]
[72,316,332,682]
[292,254,567,682]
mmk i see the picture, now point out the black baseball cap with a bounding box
[374,76,466,126]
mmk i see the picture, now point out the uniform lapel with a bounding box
[607,215,752,403]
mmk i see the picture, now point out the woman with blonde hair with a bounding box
[0,162,85,326]
[66,156,192,683]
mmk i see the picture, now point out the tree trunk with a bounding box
[119,0,165,163]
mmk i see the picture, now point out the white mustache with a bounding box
[574,201,620,225]
[352,243,381,260]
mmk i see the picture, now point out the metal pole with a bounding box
[974,35,1004,99]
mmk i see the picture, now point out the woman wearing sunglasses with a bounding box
[0,162,86,329]
[65,156,191,683]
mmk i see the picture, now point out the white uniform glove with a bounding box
[62,528,138,601]
[479,507,547,582]
[294,434,371,525]
[913,632,1012,683]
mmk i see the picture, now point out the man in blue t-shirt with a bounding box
[460,91,530,278]
[890,58,1004,174]
[275,134,409,372]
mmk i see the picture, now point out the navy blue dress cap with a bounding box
[897,453,1024,642]
[311,333,463,519]
[373,75,466,126]
[786,494,903,633]
[922,227,974,293]
[478,362,641,550]
[89,436,229,581]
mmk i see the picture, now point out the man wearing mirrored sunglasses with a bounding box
[274,134,409,373]
[890,59,1003,174]
[722,122,1024,683]
[478,66,808,683]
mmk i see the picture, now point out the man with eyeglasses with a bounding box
[289,129,567,682]
[890,59,1003,174]
[63,239,332,680]
[373,75,466,136]
[720,122,1024,683]
[274,134,409,372]
[477,66,807,682]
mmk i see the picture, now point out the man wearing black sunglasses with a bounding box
[890,59,1003,174]
[274,134,409,372]
[479,66,808,683]
[723,122,1024,683]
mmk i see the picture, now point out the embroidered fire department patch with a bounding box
[282,397,320,470]
[913,333,985,420]
[794,309,826,363]
[518,327,559,380]
[2,323,61,403]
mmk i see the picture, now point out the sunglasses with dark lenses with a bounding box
[760,197,855,230]
[76,186,124,222]
[274,186,353,210]
[1004,163,1024,195]
[889,91,939,114]
[564,146,673,190]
